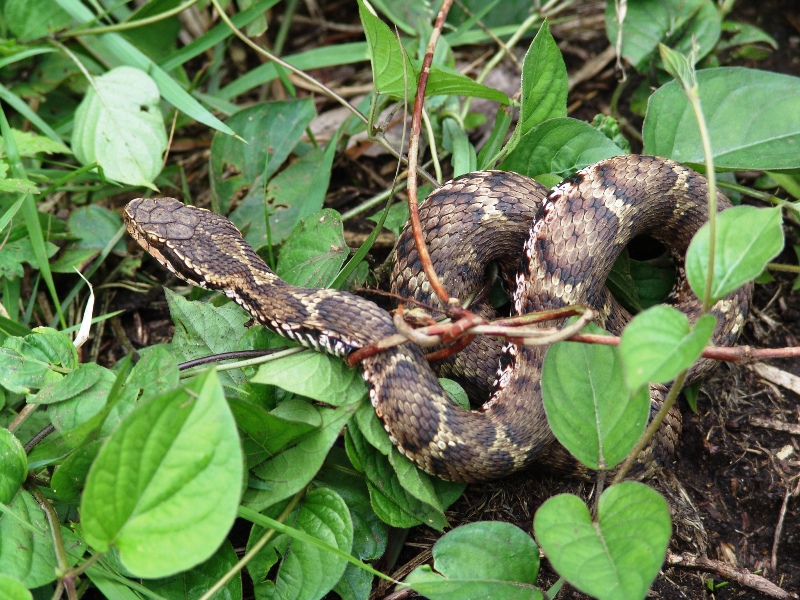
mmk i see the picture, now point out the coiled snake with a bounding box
[125,155,751,482]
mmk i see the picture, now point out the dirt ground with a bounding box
[122,0,800,597]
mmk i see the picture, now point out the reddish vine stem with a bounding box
[568,333,800,363]
[405,0,455,305]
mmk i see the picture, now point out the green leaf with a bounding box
[0,235,58,279]
[534,482,671,600]
[51,205,126,273]
[80,370,243,578]
[643,68,800,170]
[442,118,476,177]
[541,323,650,470]
[142,541,242,600]
[0,429,26,504]
[518,20,567,135]
[0,327,77,395]
[620,306,716,392]
[165,289,250,386]
[500,117,625,179]
[0,490,59,587]
[249,488,353,600]
[243,403,357,511]
[230,397,317,460]
[211,99,316,213]
[71,66,168,188]
[405,522,542,600]
[718,21,779,51]
[277,209,348,287]
[50,439,103,502]
[253,350,366,407]
[3,0,71,40]
[56,1,235,137]
[686,205,784,303]
[357,0,509,104]
[345,425,449,530]
[605,0,720,72]
[0,574,32,600]
[0,129,70,157]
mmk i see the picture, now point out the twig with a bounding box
[405,0,455,305]
[666,551,798,599]
[750,416,800,436]
[771,480,798,571]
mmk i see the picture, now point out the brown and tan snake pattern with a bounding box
[124,155,751,482]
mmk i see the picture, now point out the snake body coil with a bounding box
[125,155,750,482]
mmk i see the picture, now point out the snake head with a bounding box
[124,197,221,289]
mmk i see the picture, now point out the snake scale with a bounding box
[125,155,751,482]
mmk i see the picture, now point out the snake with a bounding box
[124,155,751,482]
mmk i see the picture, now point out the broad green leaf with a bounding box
[643,68,800,170]
[405,522,542,600]
[51,205,127,273]
[50,439,103,502]
[211,99,316,214]
[165,289,250,387]
[3,0,71,40]
[316,451,390,600]
[358,0,414,98]
[0,236,58,279]
[718,21,779,51]
[230,140,336,249]
[620,306,716,392]
[71,66,168,188]
[0,327,77,395]
[277,209,348,287]
[541,323,650,470]
[0,129,70,157]
[55,1,235,137]
[476,106,513,169]
[357,0,509,104]
[534,482,671,600]
[229,397,317,460]
[345,425,449,530]
[253,350,366,407]
[0,429,26,504]
[249,488,353,600]
[0,574,32,600]
[126,345,180,403]
[353,400,394,455]
[315,449,389,562]
[243,403,357,511]
[605,0,720,72]
[686,205,783,303]
[518,20,567,135]
[500,117,625,180]
[142,541,242,600]
[0,490,58,587]
[81,370,243,578]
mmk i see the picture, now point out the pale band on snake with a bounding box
[124,154,752,482]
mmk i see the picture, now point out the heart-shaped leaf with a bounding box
[405,521,542,600]
[534,482,670,600]
[620,306,716,392]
